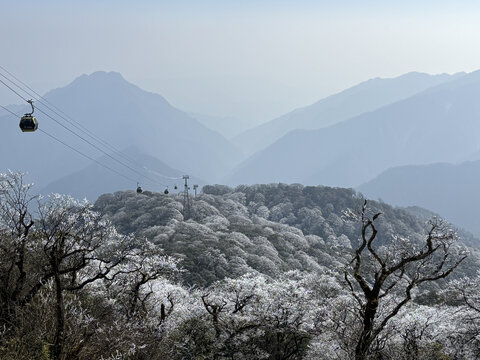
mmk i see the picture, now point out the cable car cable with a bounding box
[142,167,183,180]
[0,77,30,102]
[35,104,169,186]
[38,128,140,184]
[0,104,21,118]
[1,105,140,185]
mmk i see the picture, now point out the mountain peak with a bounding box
[89,70,125,80]
[72,71,127,86]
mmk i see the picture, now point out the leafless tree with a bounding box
[345,200,466,360]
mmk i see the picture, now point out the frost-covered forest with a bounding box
[2,172,480,360]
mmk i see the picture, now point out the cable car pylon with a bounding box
[182,175,190,219]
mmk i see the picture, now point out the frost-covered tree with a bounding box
[0,172,38,329]
[441,273,480,358]
[194,272,325,360]
[0,172,181,360]
[344,201,467,360]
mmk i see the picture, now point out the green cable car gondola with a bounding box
[19,100,38,132]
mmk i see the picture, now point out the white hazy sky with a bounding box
[2,0,480,124]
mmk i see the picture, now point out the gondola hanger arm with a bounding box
[27,99,34,115]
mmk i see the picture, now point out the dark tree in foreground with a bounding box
[0,172,179,360]
[345,201,467,360]
[35,195,133,360]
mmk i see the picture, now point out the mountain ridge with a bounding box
[232,71,465,157]
[228,69,480,187]
[357,160,480,237]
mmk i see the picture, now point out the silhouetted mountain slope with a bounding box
[357,160,480,237]
[228,70,480,187]
[233,72,464,156]
[0,71,241,188]
[41,147,205,201]
[189,112,254,139]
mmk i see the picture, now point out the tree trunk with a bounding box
[355,297,378,360]
[52,272,65,360]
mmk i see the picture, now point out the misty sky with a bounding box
[2,0,480,125]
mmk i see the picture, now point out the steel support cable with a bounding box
[34,104,168,187]
[0,76,170,187]
[0,68,184,184]
[0,104,21,118]
[145,168,184,180]
[37,128,140,184]
[0,77,29,102]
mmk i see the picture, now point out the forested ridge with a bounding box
[2,174,480,359]
[95,183,479,286]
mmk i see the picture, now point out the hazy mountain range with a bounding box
[188,112,254,139]
[3,69,480,236]
[228,70,480,188]
[358,161,480,237]
[232,71,464,157]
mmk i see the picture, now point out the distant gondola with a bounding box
[136,182,143,193]
[19,100,38,132]
[164,188,169,194]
